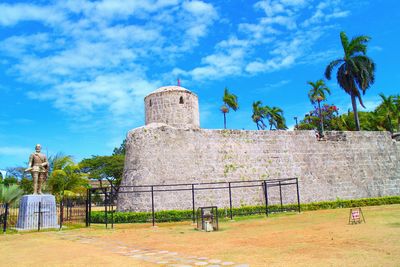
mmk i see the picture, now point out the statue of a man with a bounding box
[25,144,49,194]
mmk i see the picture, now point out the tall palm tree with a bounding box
[221,87,239,129]
[252,101,267,130]
[265,106,287,130]
[377,93,395,132]
[325,31,375,131]
[307,79,331,133]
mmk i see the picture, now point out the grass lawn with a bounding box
[1,204,399,266]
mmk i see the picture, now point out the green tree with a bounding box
[325,31,376,130]
[1,177,18,186]
[79,155,125,191]
[393,95,400,132]
[307,79,331,133]
[0,184,24,205]
[113,139,126,155]
[47,155,88,198]
[251,101,268,130]
[220,87,239,129]
[265,106,287,130]
[19,177,33,195]
[376,93,395,132]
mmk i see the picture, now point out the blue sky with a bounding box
[1,0,399,170]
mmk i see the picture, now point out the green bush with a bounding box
[90,195,400,224]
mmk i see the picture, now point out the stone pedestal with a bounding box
[16,195,58,230]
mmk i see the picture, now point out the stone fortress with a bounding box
[118,85,400,212]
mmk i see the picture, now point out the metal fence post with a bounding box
[296,178,301,213]
[3,203,9,233]
[151,186,155,227]
[59,199,64,230]
[111,204,114,229]
[105,191,108,229]
[88,189,92,226]
[263,182,269,217]
[279,181,283,212]
[85,190,89,227]
[191,184,195,224]
[38,202,42,232]
[228,182,233,220]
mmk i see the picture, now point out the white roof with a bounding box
[152,85,191,94]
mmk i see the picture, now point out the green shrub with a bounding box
[90,195,400,224]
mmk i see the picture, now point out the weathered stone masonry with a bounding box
[118,86,400,212]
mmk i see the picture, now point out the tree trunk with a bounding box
[261,121,267,130]
[318,100,324,134]
[397,117,400,132]
[387,115,393,133]
[351,94,361,131]
[223,113,227,129]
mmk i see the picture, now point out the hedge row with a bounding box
[90,195,400,224]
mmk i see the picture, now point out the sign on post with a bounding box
[348,208,365,224]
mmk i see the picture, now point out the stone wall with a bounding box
[118,125,400,211]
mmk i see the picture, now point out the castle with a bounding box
[117,86,400,212]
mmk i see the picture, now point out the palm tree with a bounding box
[307,79,331,134]
[0,184,24,205]
[47,155,88,198]
[221,87,239,129]
[394,95,400,132]
[377,93,395,132]
[252,101,267,130]
[265,106,287,130]
[325,31,375,131]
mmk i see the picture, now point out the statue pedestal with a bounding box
[16,195,58,230]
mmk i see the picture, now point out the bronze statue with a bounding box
[25,144,48,194]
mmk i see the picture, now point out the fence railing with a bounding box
[1,178,301,232]
[89,178,301,228]
[1,196,87,233]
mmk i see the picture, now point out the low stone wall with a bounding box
[118,125,400,211]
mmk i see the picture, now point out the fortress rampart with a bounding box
[118,86,400,212]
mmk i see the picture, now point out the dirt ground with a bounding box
[1,205,399,267]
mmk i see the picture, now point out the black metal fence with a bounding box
[1,196,87,233]
[1,179,301,232]
[88,178,301,228]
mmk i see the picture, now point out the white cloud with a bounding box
[179,0,218,45]
[246,55,295,73]
[0,3,64,26]
[302,0,350,27]
[183,48,247,81]
[0,0,219,130]
[182,0,216,16]
[0,0,352,131]
[178,0,349,80]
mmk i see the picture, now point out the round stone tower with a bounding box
[144,86,200,129]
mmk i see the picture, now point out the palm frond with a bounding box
[223,87,239,111]
[340,31,350,57]
[325,59,343,80]
[0,184,24,204]
[348,35,371,55]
